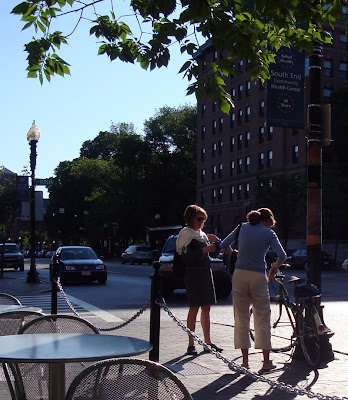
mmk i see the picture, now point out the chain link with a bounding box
[56,278,150,332]
[157,297,348,400]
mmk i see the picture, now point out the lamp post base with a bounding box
[26,268,40,283]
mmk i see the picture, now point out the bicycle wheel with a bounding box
[297,303,321,367]
[250,296,296,352]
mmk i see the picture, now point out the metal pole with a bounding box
[27,140,40,283]
[306,44,334,361]
[149,261,161,362]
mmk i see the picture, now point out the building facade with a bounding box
[196,20,348,244]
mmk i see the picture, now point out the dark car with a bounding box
[158,235,232,299]
[50,246,107,284]
[286,249,335,270]
[0,243,24,271]
[121,245,153,265]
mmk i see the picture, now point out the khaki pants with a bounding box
[232,269,271,350]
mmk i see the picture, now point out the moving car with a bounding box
[286,249,335,270]
[158,235,232,299]
[50,246,107,284]
[342,258,348,271]
[0,243,24,271]
[121,245,153,265]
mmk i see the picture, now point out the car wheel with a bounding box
[14,266,18,271]
[121,259,125,264]
[161,280,174,299]
[20,264,24,271]
[214,271,232,300]
[131,259,135,265]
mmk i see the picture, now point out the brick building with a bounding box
[196,20,348,245]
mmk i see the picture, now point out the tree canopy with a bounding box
[11,0,340,112]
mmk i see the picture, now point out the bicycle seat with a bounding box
[288,276,307,285]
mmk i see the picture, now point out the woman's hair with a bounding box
[184,204,208,227]
[247,207,276,227]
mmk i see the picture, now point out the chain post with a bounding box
[51,259,59,314]
[149,261,161,362]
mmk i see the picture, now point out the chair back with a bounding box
[18,314,99,334]
[0,310,44,336]
[0,293,21,305]
[66,358,193,400]
[16,314,98,400]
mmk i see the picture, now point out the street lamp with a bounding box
[26,121,41,283]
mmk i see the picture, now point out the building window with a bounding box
[323,59,333,77]
[212,143,217,157]
[239,60,243,74]
[218,163,223,179]
[231,112,235,128]
[237,134,243,150]
[340,33,348,50]
[213,51,218,61]
[259,152,264,169]
[267,126,273,141]
[267,150,273,168]
[245,183,250,199]
[237,184,242,200]
[212,120,217,134]
[238,109,243,125]
[213,101,218,112]
[219,117,224,132]
[201,147,206,161]
[237,158,242,174]
[245,131,250,148]
[201,104,206,117]
[339,62,348,79]
[245,106,251,122]
[200,191,205,205]
[238,84,243,100]
[201,125,206,140]
[230,160,235,176]
[218,140,223,155]
[293,145,299,164]
[323,88,332,102]
[246,80,251,96]
[231,87,236,99]
[230,136,235,152]
[259,100,265,117]
[218,187,223,203]
[212,165,217,180]
[201,169,205,184]
[245,156,250,173]
[211,189,216,204]
[259,126,264,143]
[230,185,235,201]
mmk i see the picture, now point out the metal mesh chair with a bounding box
[0,293,22,305]
[65,358,193,400]
[0,310,44,400]
[17,314,99,400]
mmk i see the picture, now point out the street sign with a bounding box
[34,178,57,186]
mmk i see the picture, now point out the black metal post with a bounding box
[149,261,161,362]
[306,44,334,361]
[27,140,40,283]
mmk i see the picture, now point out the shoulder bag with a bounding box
[229,223,242,275]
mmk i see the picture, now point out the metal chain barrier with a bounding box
[56,277,150,332]
[157,297,348,400]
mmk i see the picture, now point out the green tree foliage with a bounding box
[254,174,306,249]
[11,0,338,111]
[0,169,18,236]
[45,105,196,248]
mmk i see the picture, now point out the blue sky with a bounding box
[1,1,196,197]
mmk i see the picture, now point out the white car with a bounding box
[342,259,348,271]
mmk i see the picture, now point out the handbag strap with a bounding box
[233,223,242,250]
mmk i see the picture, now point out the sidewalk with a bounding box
[1,273,348,400]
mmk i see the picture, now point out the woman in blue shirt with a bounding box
[221,208,286,370]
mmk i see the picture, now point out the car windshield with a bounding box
[60,248,98,260]
[162,237,177,253]
[3,244,20,254]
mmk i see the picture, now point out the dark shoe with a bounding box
[204,343,223,353]
[187,345,198,356]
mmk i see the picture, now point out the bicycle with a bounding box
[249,266,333,367]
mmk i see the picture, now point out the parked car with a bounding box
[50,246,107,284]
[286,249,335,270]
[0,243,24,271]
[158,235,232,299]
[45,250,55,258]
[342,258,348,271]
[121,245,153,265]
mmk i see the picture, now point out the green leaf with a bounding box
[11,2,30,15]
[179,60,191,73]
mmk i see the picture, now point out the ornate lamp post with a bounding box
[26,121,41,283]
